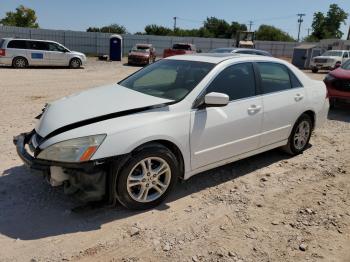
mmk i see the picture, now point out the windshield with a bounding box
[173,44,191,50]
[132,48,149,53]
[322,51,343,57]
[341,60,350,70]
[119,59,215,101]
[210,48,234,53]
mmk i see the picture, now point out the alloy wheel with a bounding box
[126,157,171,203]
[293,120,311,150]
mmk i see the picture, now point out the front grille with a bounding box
[333,79,350,92]
[314,58,328,63]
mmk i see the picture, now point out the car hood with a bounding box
[35,84,173,137]
[330,68,350,80]
[70,51,85,57]
[129,51,150,57]
[313,56,340,60]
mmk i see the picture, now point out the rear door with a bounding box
[256,62,306,147]
[190,62,263,170]
[27,41,50,65]
[6,40,28,61]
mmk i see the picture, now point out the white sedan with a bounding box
[14,53,329,209]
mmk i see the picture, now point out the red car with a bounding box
[324,59,350,107]
[163,43,196,58]
[128,44,156,65]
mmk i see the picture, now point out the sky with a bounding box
[1,0,350,39]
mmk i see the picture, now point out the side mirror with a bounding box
[204,92,229,107]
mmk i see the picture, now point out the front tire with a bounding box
[282,114,313,155]
[311,67,318,73]
[115,144,179,210]
[69,58,82,69]
[12,57,28,68]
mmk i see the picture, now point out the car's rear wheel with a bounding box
[69,58,81,69]
[115,144,179,210]
[282,114,313,155]
[311,67,318,73]
[12,57,28,68]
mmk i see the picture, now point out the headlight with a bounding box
[324,74,335,82]
[38,134,106,162]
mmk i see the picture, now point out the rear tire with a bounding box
[69,58,81,69]
[12,57,28,68]
[115,144,179,210]
[282,114,313,155]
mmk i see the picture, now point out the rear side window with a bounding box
[206,62,256,101]
[289,70,303,88]
[257,62,292,94]
[7,40,28,49]
[28,41,49,51]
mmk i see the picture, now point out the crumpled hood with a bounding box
[35,84,173,137]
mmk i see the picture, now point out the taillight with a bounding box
[326,88,329,99]
[0,49,5,56]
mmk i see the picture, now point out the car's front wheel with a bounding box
[282,114,313,155]
[69,58,82,69]
[311,67,319,73]
[115,144,179,210]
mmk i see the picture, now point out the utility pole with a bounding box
[248,20,254,31]
[306,28,311,37]
[173,17,177,31]
[297,13,306,42]
[347,26,350,40]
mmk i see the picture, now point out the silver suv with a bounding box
[0,38,86,68]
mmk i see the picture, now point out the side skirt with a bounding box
[184,140,288,180]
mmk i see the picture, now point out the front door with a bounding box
[190,62,263,170]
[48,43,69,65]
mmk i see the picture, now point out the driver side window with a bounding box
[344,52,349,58]
[206,63,256,101]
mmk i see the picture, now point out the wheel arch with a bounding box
[301,110,316,129]
[131,139,185,179]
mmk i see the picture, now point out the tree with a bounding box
[144,24,172,36]
[0,5,39,28]
[87,24,127,34]
[255,25,295,41]
[309,4,348,40]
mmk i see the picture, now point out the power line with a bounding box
[248,21,254,31]
[252,14,297,23]
[297,13,306,42]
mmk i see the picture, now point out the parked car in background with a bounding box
[0,38,86,68]
[310,50,350,73]
[324,59,350,107]
[163,43,196,58]
[209,47,272,57]
[14,54,329,210]
[128,44,156,65]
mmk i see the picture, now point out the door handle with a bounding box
[247,105,261,114]
[294,93,304,102]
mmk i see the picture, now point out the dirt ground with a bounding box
[0,58,349,262]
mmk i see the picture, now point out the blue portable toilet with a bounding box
[109,35,122,61]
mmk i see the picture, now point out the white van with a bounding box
[0,38,86,68]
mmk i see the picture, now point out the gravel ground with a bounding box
[0,58,349,262]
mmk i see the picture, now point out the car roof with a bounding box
[166,53,278,64]
[1,38,59,44]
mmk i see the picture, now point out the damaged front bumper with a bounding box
[13,131,109,203]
